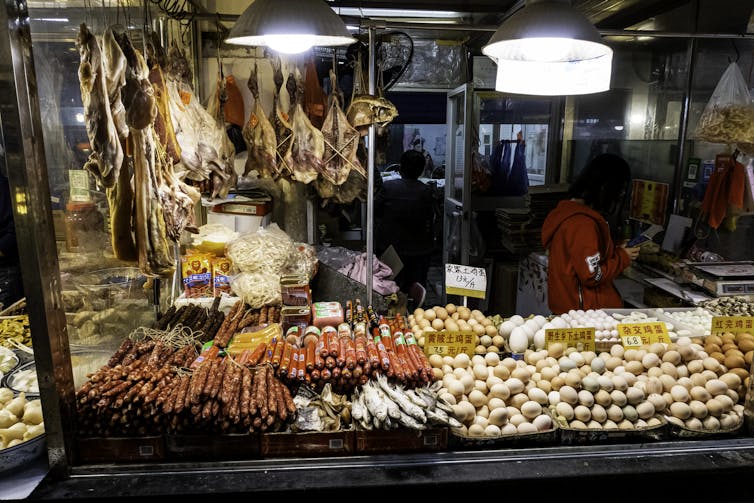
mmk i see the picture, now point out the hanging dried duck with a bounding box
[283,68,324,184]
[165,45,236,199]
[243,61,278,179]
[303,57,327,129]
[76,23,123,188]
[270,56,294,180]
[320,68,364,186]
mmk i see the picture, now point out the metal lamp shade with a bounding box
[482,0,612,95]
[225,0,356,50]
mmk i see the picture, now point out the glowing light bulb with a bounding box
[75,112,84,123]
[264,34,315,54]
[519,38,572,62]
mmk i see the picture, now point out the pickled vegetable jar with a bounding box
[64,202,104,253]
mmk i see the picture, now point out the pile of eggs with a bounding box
[429,352,554,437]
[655,308,714,337]
[409,305,500,354]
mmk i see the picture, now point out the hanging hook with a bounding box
[728,40,740,64]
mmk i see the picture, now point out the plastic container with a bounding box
[64,202,104,253]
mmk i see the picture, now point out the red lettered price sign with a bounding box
[617,322,671,349]
[545,327,595,352]
[711,316,754,337]
[445,263,487,299]
[423,331,475,358]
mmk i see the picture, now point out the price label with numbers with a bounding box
[423,331,475,358]
[545,327,595,352]
[711,316,754,336]
[445,263,487,299]
[617,322,671,348]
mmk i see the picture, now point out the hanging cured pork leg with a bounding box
[76,23,123,188]
[102,27,128,141]
[284,69,324,184]
[116,33,174,276]
[270,58,293,179]
[243,62,277,179]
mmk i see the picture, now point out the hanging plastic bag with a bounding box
[694,62,754,145]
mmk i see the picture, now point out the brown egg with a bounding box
[709,352,726,364]
[706,335,723,347]
[730,368,750,382]
[737,338,754,353]
[705,343,722,355]
[746,351,754,365]
[721,343,740,353]
[724,354,746,370]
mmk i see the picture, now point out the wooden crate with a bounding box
[76,436,165,463]
[354,428,448,454]
[261,430,354,458]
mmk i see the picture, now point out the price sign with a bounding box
[423,331,475,358]
[545,327,595,352]
[711,316,754,337]
[617,322,671,349]
[445,263,487,299]
[69,170,91,202]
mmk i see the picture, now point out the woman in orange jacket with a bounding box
[541,153,641,314]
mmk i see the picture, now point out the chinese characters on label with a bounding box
[445,263,487,299]
[545,328,595,352]
[617,322,670,348]
[711,317,754,337]
[423,331,475,358]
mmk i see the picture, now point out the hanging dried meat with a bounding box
[206,72,239,198]
[242,61,277,179]
[115,32,174,276]
[320,69,364,186]
[76,23,123,188]
[283,69,324,184]
[270,57,294,179]
[303,57,327,129]
[165,45,236,199]
[101,26,136,261]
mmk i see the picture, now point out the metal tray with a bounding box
[558,415,669,445]
[4,360,38,397]
[665,415,744,439]
[449,423,559,450]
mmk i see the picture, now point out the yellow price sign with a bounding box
[423,331,475,358]
[711,316,754,337]
[545,327,595,352]
[617,322,671,348]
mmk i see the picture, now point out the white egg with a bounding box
[509,315,525,326]
[533,315,548,329]
[509,327,529,354]
[533,329,546,350]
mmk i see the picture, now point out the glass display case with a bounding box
[4,1,754,499]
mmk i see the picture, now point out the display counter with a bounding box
[23,438,754,498]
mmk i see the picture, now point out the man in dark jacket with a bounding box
[375,149,436,293]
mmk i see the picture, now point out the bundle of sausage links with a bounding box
[76,329,294,437]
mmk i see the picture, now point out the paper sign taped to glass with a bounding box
[630,179,669,225]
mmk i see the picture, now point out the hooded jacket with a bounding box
[541,200,630,314]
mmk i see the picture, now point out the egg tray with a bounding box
[665,415,744,439]
[557,415,669,446]
[448,423,559,450]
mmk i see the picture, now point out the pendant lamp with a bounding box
[226,0,356,54]
[482,0,612,95]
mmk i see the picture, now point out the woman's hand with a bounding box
[620,241,641,260]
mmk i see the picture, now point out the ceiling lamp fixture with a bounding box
[226,0,356,54]
[482,0,612,95]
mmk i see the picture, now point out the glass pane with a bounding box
[28,6,165,356]
[450,93,466,202]
[477,94,553,194]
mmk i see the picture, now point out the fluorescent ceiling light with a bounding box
[483,0,612,95]
[333,8,460,19]
[32,17,70,22]
[226,0,356,54]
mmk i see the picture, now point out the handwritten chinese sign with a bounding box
[617,322,671,349]
[445,263,487,299]
[545,327,595,352]
[711,317,754,337]
[423,331,475,358]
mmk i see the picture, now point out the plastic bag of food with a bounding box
[229,271,281,308]
[694,62,754,145]
[226,223,294,275]
[282,242,319,280]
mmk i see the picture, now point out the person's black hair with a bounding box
[569,153,631,217]
[400,149,426,179]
